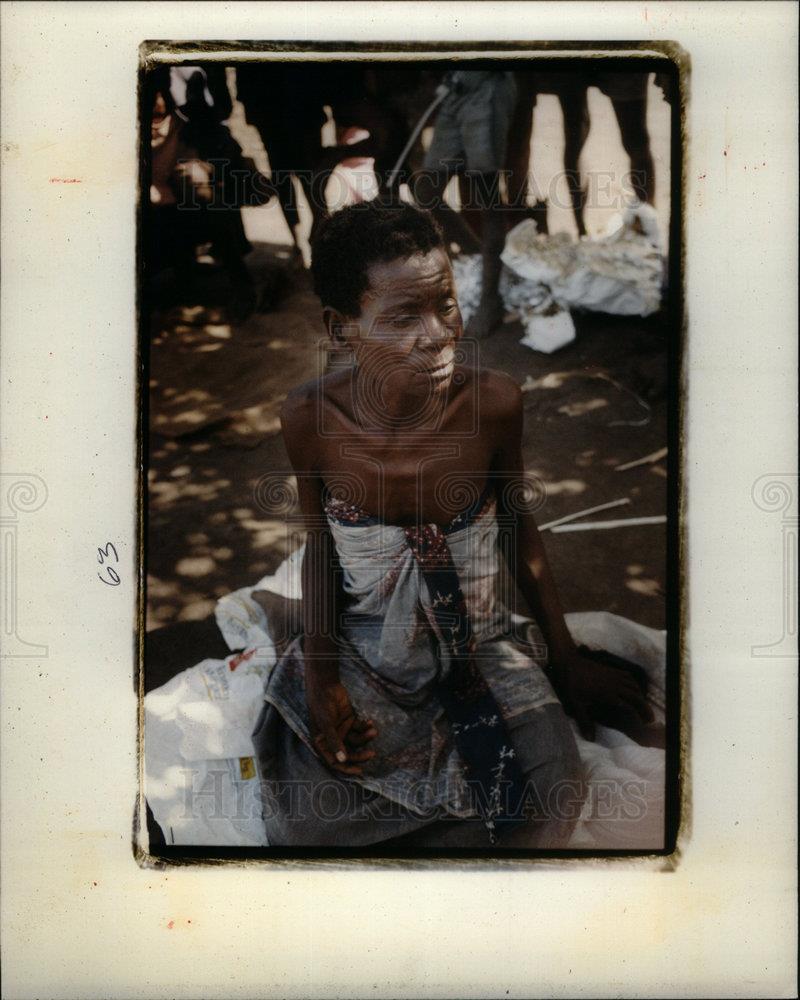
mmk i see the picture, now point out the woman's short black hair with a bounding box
[310,200,445,317]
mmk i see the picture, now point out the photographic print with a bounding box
[140,43,682,858]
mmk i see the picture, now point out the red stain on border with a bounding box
[167,920,174,930]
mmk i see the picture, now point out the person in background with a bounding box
[235,63,329,258]
[413,69,518,339]
[594,71,656,209]
[236,64,413,253]
[507,69,659,238]
[146,66,273,321]
[167,63,233,125]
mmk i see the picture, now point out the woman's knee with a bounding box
[502,758,585,849]
[505,705,586,847]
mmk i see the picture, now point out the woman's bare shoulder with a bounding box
[282,371,338,414]
[476,367,523,417]
[281,378,316,422]
[280,371,351,435]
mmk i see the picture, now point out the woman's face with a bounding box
[344,247,463,399]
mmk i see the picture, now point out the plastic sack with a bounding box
[452,253,576,354]
[144,650,274,846]
[452,202,664,353]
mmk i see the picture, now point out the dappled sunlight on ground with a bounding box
[626,576,664,598]
[624,562,664,599]
[531,476,587,497]
[558,397,609,418]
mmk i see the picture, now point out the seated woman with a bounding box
[252,201,651,848]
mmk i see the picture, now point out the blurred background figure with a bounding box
[145,64,673,323]
[146,65,274,321]
[167,63,233,124]
[235,63,328,260]
[235,64,429,255]
[317,65,412,201]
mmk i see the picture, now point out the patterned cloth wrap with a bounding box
[253,480,564,846]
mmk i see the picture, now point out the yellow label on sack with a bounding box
[239,756,255,780]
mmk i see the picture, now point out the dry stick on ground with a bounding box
[539,497,630,532]
[551,515,667,533]
[615,447,668,472]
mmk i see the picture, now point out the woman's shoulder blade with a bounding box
[281,371,354,436]
[280,378,322,437]
[477,367,523,414]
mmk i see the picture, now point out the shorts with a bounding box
[593,71,649,104]
[423,71,518,175]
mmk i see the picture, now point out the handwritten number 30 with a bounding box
[98,542,120,586]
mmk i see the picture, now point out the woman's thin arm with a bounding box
[280,386,378,772]
[280,389,339,664]
[491,375,654,736]
[301,525,342,681]
[505,510,578,671]
[492,377,576,671]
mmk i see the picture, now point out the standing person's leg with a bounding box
[264,130,306,250]
[245,112,317,255]
[462,169,506,338]
[354,100,411,199]
[459,72,518,338]
[413,164,481,255]
[608,75,655,205]
[289,114,329,244]
[558,84,591,237]
[201,204,256,321]
[504,71,537,228]
[414,76,514,337]
[415,83,480,252]
[456,174,482,241]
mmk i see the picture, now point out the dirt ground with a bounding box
[145,79,672,674]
